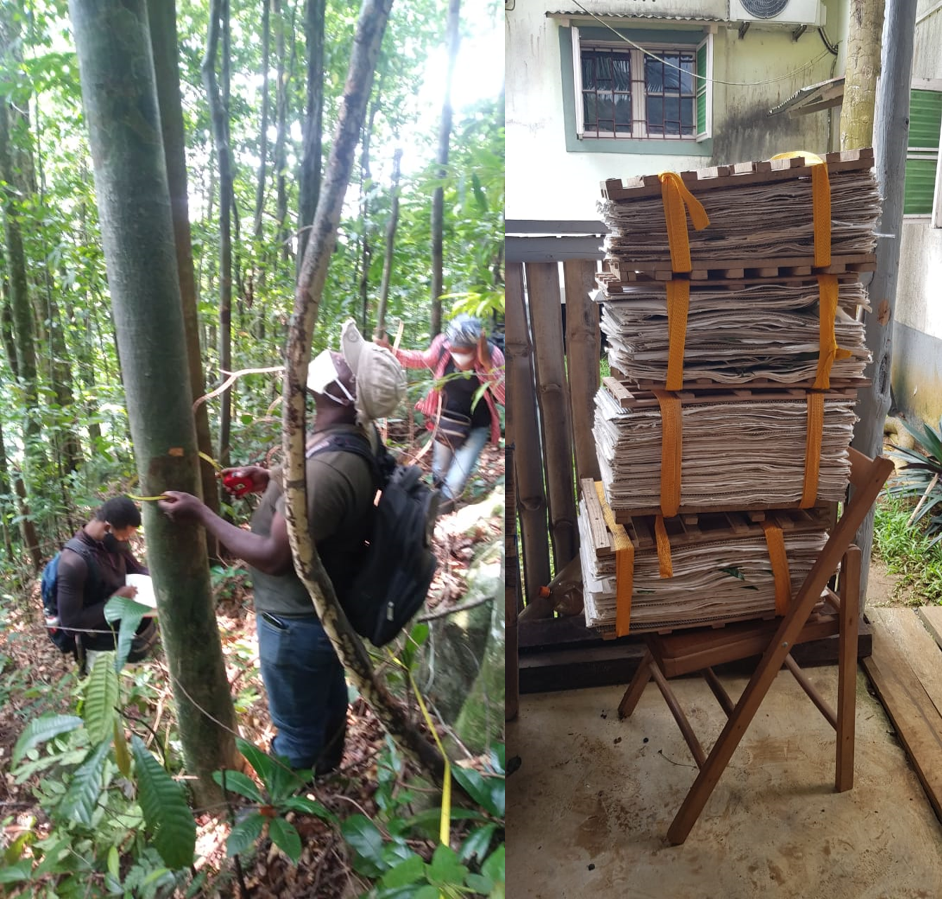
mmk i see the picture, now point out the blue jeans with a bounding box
[432,426,490,501]
[256,613,348,772]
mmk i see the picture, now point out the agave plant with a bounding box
[886,415,942,546]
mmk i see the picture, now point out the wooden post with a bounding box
[506,263,551,601]
[506,442,519,721]
[850,0,917,608]
[527,261,578,571]
[563,259,601,483]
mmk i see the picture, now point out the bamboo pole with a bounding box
[507,262,551,602]
[563,259,601,483]
[527,261,578,571]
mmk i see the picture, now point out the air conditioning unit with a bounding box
[730,0,826,27]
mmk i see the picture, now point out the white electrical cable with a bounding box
[568,0,836,88]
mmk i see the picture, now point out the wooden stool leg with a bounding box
[618,648,654,719]
[836,545,861,792]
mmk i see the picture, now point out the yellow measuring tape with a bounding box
[658,171,710,274]
[761,520,793,616]
[594,481,635,637]
[127,452,224,502]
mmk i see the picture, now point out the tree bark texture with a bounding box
[149,0,222,541]
[282,0,447,784]
[297,0,324,269]
[851,0,917,608]
[429,0,461,338]
[69,0,239,804]
[357,96,381,331]
[203,0,234,466]
[375,147,402,337]
[839,0,886,151]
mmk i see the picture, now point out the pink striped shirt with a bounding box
[392,333,505,445]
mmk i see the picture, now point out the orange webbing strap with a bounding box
[658,172,710,274]
[594,481,635,637]
[813,274,852,390]
[665,279,690,391]
[653,389,683,518]
[654,514,673,579]
[811,162,831,268]
[801,392,824,509]
[761,520,793,616]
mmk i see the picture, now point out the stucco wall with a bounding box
[890,1,942,423]
[506,0,844,222]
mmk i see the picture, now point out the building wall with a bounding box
[891,1,942,424]
[506,0,844,222]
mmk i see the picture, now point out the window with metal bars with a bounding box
[571,29,712,144]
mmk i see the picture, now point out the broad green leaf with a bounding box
[0,860,31,883]
[12,714,82,766]
[235,736,303,801]
[84,652,119,744]
[380,852,425,888]
[268,817,302,865]
[340,814,385,865]
[2,830,32,865]
[460,823,497,863]
[280,795,337,822]
[481,844,504,884]
[452,767,504,818]
[113,719,131,778]
[466,872,495,893]
[405,807,488,834]
[212,769,265,803]
[104,596,147,672]
[31,838,72,878]
[130,735,196,869]
[426,843,468,887]
[107,845,120,878]
[58,739,111,826]
[226,812,266,857]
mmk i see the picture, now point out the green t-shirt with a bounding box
[249,424,376,617]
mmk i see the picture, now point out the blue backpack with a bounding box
[40,538,100,654]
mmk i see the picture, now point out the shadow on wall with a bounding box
[891,321,942,426]
[711,100,830,166]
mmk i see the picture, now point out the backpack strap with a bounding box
[62,538,103,604]
[306,428,389,486]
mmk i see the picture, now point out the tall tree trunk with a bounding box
[357,96,380,331]
[253,0,271,241]
[850,0,917,607]
[283,0,447,783]
[0,418,14,561]
[297,0,324,270]
[149,0,222,553]
[273,0,290,265]
[13,471,41,571]
[0,101,45,564]
[840,0,886,150]
[203,0,234,466]
[70,0,239,804]
[429,0,461,337]
[375,147,402,338]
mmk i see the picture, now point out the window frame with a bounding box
[571,26,712,143]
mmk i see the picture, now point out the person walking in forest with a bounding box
[158,321,406,775]
[55,495,159,663]
[377,314,505,515]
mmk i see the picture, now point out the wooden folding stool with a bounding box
[618,448,894,844]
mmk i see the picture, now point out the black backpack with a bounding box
[40,538,100,654]
[308,432,439,646]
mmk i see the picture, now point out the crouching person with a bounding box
[56,495,159,666]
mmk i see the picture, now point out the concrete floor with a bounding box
[507,668,942,899]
